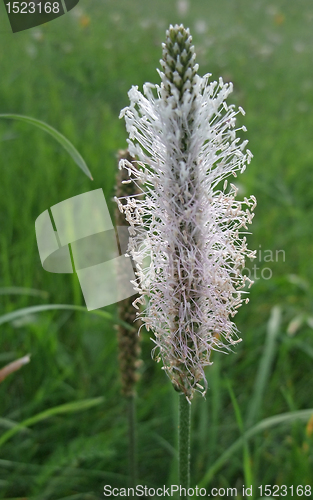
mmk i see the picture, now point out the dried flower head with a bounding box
[115,24,256,401]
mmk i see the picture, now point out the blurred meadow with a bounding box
[0,0,313,498]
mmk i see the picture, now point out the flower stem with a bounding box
[127,394,137,488]
[179,395,191,498]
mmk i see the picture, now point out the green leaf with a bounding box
[0,114,93,180]
[199,408,313,487]
[246,306,282,428]
[0,397,104,449]
[226,380,253,489]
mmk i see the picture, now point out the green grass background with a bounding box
[0,0,313,498]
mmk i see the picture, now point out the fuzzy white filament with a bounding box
[115,25,256,400]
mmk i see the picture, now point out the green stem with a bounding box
[127,394,137,488]
[179,395,191,499]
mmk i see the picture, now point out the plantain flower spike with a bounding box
[115,150,142,397]
[115,24,256,401]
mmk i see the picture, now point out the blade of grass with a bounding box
[209,357,222,464]
[0,397,104,449]
[168,390,179,486]
[0,114,93,180]
[0,304,135,331]
[0,418,30,433]
[127,394,137,488]
[0,287,49,298]
[199,408,313,487]
[246,306,281,428]
[226,379,253,490]
[0,457,127,480]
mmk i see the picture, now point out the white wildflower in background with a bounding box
[115,24,256,401]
